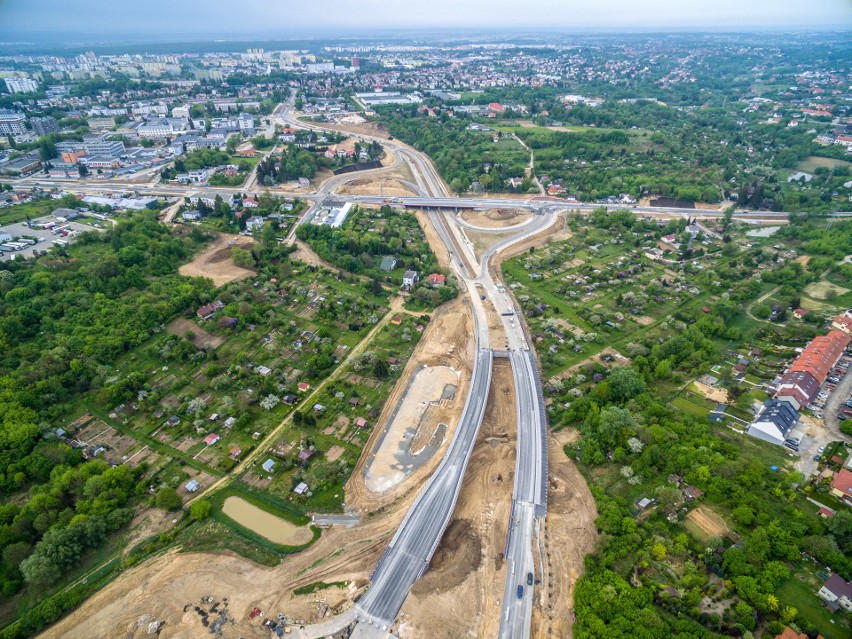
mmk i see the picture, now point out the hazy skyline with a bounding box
[1,0,851,41]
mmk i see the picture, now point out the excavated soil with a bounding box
[532,433,598,639]
[337,177,418,197]
[460,208,532,229]
[396,358,517,639]
[348,298,475,512]
[178,234,256,287]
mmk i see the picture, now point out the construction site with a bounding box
[35,161,597,639]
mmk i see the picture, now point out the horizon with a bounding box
[1,0,850,49]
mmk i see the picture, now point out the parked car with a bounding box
[527,572,533,586]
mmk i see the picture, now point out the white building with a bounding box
[0,111,27,136]
[403,270,419,287]
[246,216,264,232]
[4,77,38,94]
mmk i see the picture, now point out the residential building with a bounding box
[746,400,799,446]
[403,270,418,287]
[774,370,821,410]
[203,433,220,445]
[775,627,822,639]
[832,309,852,335]
[4,77,38,94]
[830,468,852,505]
[0,111,27,136]
[428,273,445,286]
[197,300,224,320]
[817,574,852,612]
[380,256,397,271]
[30,116,59,136]
[171,104,191,119]
[245,215,264,232]
[175,169,208,184]
[181,210,202,221]
[262,459,275,473]
[775,330,851,407]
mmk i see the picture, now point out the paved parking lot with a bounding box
[793,351,852,477]
[0,216,102,261]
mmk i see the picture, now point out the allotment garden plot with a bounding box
[109,263,395,498]
[242,312,429,513]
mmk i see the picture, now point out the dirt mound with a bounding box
[412,519,481,595]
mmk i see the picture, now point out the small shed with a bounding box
[356,417,368,428]
[262,459,275,473]
[204,433,220,445]
[293,482,309,495]
[185,479,200,493]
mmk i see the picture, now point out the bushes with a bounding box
[154,487,182,511]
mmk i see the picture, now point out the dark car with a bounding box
[517,585,524,599]
[813,455,821,461]
[527,572,534,586]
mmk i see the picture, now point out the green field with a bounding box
[796,155,852,173]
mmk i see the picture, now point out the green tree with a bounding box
[155,487,182,511]
[190,500,212,521]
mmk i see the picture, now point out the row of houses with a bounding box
[774,330,851,410]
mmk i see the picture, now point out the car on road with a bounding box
[517,585,524,599]
[818,446,825,453]
[527,572,533,586]
[814,455,821,461]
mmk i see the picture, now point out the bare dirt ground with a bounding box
[685,506,731,544]
[290,239,345,273]
[397,358,517,639]
[166,318,224,350]
[337,177,418,197]
[306,119,390,140]
[533,432,598,639]
[347,298,475,512]
[364,365,462,493]
[460,208,533,229]
[178,234,256,287]
[804,280,850,300]
[693,381,728,404]
[465,229,513,261]
[415,211,452,271]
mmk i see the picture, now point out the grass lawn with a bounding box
[776,577,850,639]
[0,198,60,225]
[672,397,711,417]
[795,156,852,173]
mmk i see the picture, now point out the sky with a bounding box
[1,0,850,41]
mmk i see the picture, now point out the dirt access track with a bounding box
[460,208,533,229]
[178,233,256,287]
